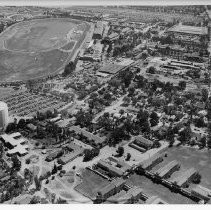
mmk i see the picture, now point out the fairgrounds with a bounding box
[0,18,90,82]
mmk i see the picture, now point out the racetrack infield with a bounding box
[0,18,90,82]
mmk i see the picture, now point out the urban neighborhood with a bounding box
[0,2,211,205]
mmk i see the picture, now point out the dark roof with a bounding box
[134,136,153,147]
[98,64,125,74]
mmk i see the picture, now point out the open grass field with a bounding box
[0,18,90,82]
[74,168,110,200]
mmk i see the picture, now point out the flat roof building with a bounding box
[171,167,198,187]
[97,157,131,177]
[167,24,208,36]
[0,133,29,156]
[139,153,165,171]
[154,160,180,179]
[191,185,211,202]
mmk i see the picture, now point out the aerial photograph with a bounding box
[1,0,211,205]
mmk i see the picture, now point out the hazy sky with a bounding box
[0,0,211,7]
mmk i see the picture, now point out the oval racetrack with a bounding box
[0,18,89,82]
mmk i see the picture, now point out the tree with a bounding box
[116,146,124,156]
[153,140,161,148]
[150,111,159,127]
[30,196,41,204]
[62,61,76,77]
[11,155,21,171]
[123,96,131,105]
[83,148,100,162]
[52,163,58,174]
[178,81,186,90]
[202,88,208,102]
[119,109,125,116]
[5,123,16,133]
[0,142,3,158]
[178,126,191,144]
[17,119,26,129]
[194,117,206,128]
[46,110,53,119]
[199,136,206,148]
[147,66,156,74]
[126,153,131,161]
[34,175,42,191]
[57,197,68,204]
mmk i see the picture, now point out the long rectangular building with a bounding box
[171,168,197,187]
[155,160,180,179]
[191,185,211,202]
[139,153,165,171]
[167,24,208,36]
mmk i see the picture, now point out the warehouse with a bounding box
[138,153,165,171]
[97,157,131,177]
[167,24,208,36]
[154,160,180,179]
[98,178,126,201]
[191,185,211,202]
[0,133,29,156]
[171,168,198,188]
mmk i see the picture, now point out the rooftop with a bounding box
[69,126,106,144]
[167,24,208,35]
[146,196,168,204]
[171,167,197,187]
[155,160,180,178]
[191,185,211,198]
[1,133,25,147]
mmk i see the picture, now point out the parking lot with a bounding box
[0,90,67,117]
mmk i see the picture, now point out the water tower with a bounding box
[0,101,9,130]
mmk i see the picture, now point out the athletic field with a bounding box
[0,18,90,82]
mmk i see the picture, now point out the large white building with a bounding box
[0,101,9,130]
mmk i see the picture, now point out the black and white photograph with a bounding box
[0,0,211,206]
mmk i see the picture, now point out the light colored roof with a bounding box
[94,21,104,35]
[171,168,197,186]
[134,136,153,147]
[108,32,119,39]
[10,132,22,138]
[139,153,164,169]
[1,133,25,147]
[98,159,124,176]
[146,196,168,204]
[7,144,28,155]
[155,160,180,178]
[168,24,208,35]
[192,185,211,198]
